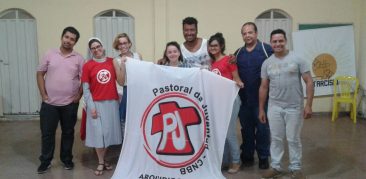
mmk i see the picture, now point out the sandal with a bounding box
[104,161,113,170]
[94,163,104,176]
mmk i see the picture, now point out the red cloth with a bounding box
[80,57,119,141]
[211,56,237,80]
[81,57,119,101]
[80,107,87,141]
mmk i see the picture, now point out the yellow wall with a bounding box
[359,0,366,89]
[0,0,155,60]
[1,0,365,112]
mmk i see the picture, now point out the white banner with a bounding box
[293,25,356,96]
[112,60,238,179]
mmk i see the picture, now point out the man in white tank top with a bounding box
[156,17,210,69]
[180,17,210,70]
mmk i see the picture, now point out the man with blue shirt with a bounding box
[235,22,272,169]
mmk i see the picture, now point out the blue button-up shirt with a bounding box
[236,40,273,106]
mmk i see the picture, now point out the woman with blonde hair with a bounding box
[112,33,142,141]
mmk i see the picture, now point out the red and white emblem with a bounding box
[141,92,206,168]
[96,69,111,84]
[211,68,221,76]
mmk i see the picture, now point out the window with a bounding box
[94,9,135,57]
[0,9,34,19]
[255,9,292,49]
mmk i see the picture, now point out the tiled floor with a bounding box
[0,114,365,179]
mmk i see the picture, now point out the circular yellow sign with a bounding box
[312,53,337,79]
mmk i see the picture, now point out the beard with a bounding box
[184,35,197,43]
[62,42,73,50]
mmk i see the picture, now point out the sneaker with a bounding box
[290,170,305,179]
[241,157,254,167]
[259,158,269,169]
[227,163,241,174]
[261,168,283,179]
[37,163,51,174]
[63,161,74,170]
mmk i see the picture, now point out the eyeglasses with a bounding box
[90,45,102,51]
[118,42,130,46]
[209,44,220,47]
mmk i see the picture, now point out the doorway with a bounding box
[0,9,40,114]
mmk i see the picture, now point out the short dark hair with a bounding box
[208,32,226,61]
[62,26,80,43]
[241,22,258,33]
[164,41,183,63]
[182,17,198,29]
[270,29,287,40]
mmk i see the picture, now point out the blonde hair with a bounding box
[112,33,132,50]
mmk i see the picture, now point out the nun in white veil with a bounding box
[81,37,124,176]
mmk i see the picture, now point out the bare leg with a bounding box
[96,148,106,164]
[94,148,106,175]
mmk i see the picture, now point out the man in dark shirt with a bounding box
[236,22,273,169]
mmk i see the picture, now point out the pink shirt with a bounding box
[37,48,84,106]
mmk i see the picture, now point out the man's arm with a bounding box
[72,58,85,103]
[228,47,242,64]
[72,86,83,103]
[258,78,269,123]
[302,72,314,119]
[36,71,48,102]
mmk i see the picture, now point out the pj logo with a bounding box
[151,101,200,155]
[142,93,206,168]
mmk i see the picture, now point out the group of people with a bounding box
[36,16,314,179]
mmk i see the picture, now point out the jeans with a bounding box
[239,103,270,160]
[119,86,127,141]
[267,105,303,171]
[223,96,241,164]
[39,102,78,164]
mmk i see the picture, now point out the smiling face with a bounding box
[183,24,198,42]
[117,37,132,55]
[208,39,222,57]
[165,45,181,64]
[61,31,77,50]
[270,33,287,54]
[90,41,104,59]
[241,24,258,46]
